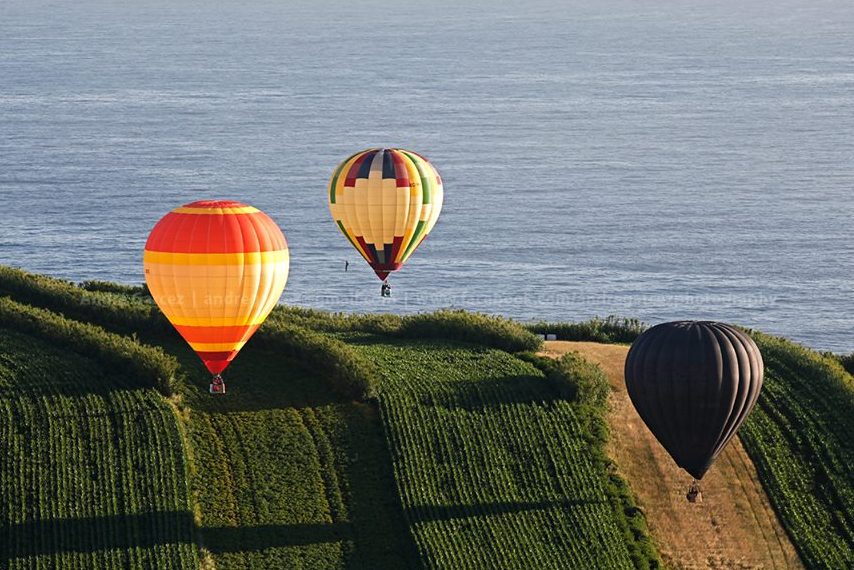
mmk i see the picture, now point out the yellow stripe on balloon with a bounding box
[188,341,248,352]
[143,250,289,265]
[164,315,273,327]
[171,206,260,215]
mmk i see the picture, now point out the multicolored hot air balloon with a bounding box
[624,321,763,501]
[143,200,289,392]
[328,148,443,283]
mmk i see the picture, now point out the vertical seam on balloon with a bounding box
[253,214,283,328]
[696,324,723,462]
[707,325,743,459]
[400,154,438,262]
[366,150,384,255]
[424,161,444,234]
[208,208,219,347]
[328,151,357,204]
[352,150,377,247]
[242,213,265,334]
[227,211,246,350]
[246,214,279,330]
[710,326,755,461]
[649,326,681,466]
[399,154,426,261]
[390,150,410,262]
[336,153,368,260]
[394,153,421,263]
[380,149,393,254]
[179,212,203,326]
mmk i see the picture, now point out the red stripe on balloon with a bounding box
[174,324,260,344]
[390,150,410,187]
[145,211,286,253]
[344,152,371,187]
[389,235,404,261]
[197,351,238,375]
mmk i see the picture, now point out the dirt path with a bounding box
[541,341,802,570]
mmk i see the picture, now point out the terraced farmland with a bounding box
[0,327,198,569]
[0,269,417,570]
[355,337,644,569]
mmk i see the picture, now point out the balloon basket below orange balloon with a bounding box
[209,375,227,395]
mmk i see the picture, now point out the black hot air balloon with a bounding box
[624,321,763,500]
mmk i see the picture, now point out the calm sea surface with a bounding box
[1,0,852,351]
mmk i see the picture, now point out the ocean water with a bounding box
[0,0,852,352]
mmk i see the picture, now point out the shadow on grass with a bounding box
[1,499,602,558]
[0,511,350,557]
[406,498,606,523]
[202,522,353,552]
[134,331,352,412]
[0,511,196,557]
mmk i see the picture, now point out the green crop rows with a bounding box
[739,334,854,569]
[152,337,417,569]
[0,267,663,569]
[0,328,197,569]
[356,337,639,569]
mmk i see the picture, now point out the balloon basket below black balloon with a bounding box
[686,479,702,503]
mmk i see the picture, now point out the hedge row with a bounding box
[0,267,380,401]
[80,280,150,296]
[269,305,403,335]
[527,316,646,344]
[396,309,543,353]
[0,296,179,395]
[271,306,544,354]
[0,266,164,334]
[255,322,380,401]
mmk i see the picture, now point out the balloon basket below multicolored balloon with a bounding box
[686,479,702,503]
[209,375,226,395]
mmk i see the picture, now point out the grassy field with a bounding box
[0,327,198,569]
[352,335,652,569]
[15,266,854,570]
[0,267,661,568]
[173,340,417,569]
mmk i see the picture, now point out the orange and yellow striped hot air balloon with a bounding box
[328,148,443,282]
[143,200,288,389]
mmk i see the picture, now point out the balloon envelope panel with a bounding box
[328,148,443,280]
[624,321,763,479]
[143,200,289,374]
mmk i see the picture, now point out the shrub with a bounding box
[255,321,379,401]
[836,352,854,377]
[518,351,610,409]
[80,280,150,297]
[397,309,543,353]
[527,316,646,344]
[0,296,179,395]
